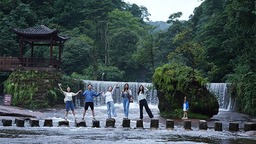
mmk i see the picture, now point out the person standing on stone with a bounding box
[121,83,132,119]
[182,96,189,119]
[102,84,118,118]
[58,83,82,120]
[82,84,102,120]
[138,85,154,120]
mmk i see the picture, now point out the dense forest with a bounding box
[0,0,255,115]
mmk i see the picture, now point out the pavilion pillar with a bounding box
[19,38,24,65]
[30,42,34,66]
[58,42,62,63]
[30,42,34,58]
[50,37,53,66]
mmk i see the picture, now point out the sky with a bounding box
[123,0,203,22]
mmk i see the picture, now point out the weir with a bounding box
[81,80,235,111]
[206,83,235,111]
[82,80,158,106]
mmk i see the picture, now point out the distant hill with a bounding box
[147,21,171,32]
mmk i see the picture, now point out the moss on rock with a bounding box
[4,70,82,109]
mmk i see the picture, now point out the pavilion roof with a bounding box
[13,25,69,41]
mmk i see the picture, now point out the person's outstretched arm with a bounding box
[72,90,82,96]
[111,85,117,94]
[58,84,65,94]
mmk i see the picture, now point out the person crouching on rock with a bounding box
[182,96,189,119]
[58,83,82,120]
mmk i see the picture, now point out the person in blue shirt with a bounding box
[82,84,102,120]
[182,96,189,119]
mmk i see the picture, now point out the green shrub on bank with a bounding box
[153,63,219,119]
[4,70,82,109]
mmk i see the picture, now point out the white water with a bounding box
[206,83,235,111]
[82,80,158,106]
[82,81,235,112]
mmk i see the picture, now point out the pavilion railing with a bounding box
[0,56,60,71]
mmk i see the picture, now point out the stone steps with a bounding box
[1,118,255,132]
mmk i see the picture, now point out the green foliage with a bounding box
[4,70,62,109]
[152,62,218,119]
[71,64,124,81]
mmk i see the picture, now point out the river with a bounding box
[0,103,255,144]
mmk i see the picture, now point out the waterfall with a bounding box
[80,81,235,111]
[206,83,235,111]
[82,80,158,106]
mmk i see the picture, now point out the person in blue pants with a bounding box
[121,83,133,119]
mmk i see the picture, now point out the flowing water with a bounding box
[0,81,255,143]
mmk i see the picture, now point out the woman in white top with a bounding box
[58,83,82,120]
[102,85,117,118]
[138,85,153,120]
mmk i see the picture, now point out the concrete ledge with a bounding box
[166,119,174,129]
[150,119,159,129]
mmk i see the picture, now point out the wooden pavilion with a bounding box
[0,25,68,71]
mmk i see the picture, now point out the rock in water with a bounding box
[58,120,69,127]
[122,118,130,128]
[136,119,143,128]
[166,119,174,129]
[150,119,159,129]
[44,119,53,127]
[105,118,115,128]
[2,119,12,126]
[75,119,86,127]
[92,120,100,128]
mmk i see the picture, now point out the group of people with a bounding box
[58,83,154,120]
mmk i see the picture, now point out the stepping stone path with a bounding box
[58,120,69,127]
[199,120,208,130]
[166,119,174,129]
[92,119,100,128]
[150,119,159,129]
[229,122,239,131]
[44,119,53,127]
[30,118,39,127]
[183,120,191,130]
[122,118,130,128]
[105,118,115,128]
[214,121,222,131]
[15,118,24,127]
[75,119,86,127]
[136,119,143,128]
[2,119,12,126]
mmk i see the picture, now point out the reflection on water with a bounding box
[0,104,255,144]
